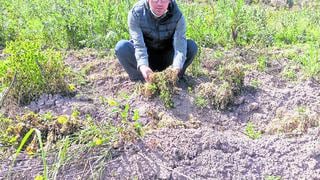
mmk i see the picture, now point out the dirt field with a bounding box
[1,46,319,179]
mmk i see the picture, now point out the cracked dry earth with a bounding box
[3,47,320,179]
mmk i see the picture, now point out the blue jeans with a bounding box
[115,39,198,81]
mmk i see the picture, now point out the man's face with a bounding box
[148,0,170,17]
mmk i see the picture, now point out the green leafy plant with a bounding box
[195,96,208,108]
[133,109,143,136]
[295,45,320,77]
[281,66,297,80]
[257,55,267,71]
[272,10,308,45]
[0,114,18,146]
[296,106,306,114]
[250,79,262,88]
[229,0,245,45]
[265,175,281,180]
[92,96,145,145]
[42,112,54,121]
[120,103,130,122]
[1,38,69,105]
[245,122,262,140]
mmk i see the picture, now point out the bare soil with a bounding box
[1,47,320,179]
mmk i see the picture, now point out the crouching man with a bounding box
[115,0,198,82]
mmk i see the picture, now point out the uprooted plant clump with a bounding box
[265,107,320,134]
[141,68,179,108]
[0,111,84,155]
[195,61,245,110]
[0,95,145,163]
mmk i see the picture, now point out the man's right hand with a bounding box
[139,65,153,82]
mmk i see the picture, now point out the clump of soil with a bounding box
[195,62,245,110]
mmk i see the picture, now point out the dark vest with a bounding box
[132,0,182,50]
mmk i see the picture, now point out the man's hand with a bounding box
[139,65,153,82]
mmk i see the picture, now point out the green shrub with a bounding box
[1,38,69,105]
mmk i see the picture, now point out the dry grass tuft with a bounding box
[266,108,320,134]
[195,62,245,110]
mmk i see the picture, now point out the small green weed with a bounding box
[281,66,297,80]
[250,79,262,88]
[51,137,70,179]
[245,122,262,140]
[297,106,306,114]
[132,109,143,136]
[257,55,267,71]
[212,49,224,59]
[195,96,208,108]
[265,175,281,180]
[85,97,143,146]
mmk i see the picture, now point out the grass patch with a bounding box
[0,1,319,49]
[295,45,320,78]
